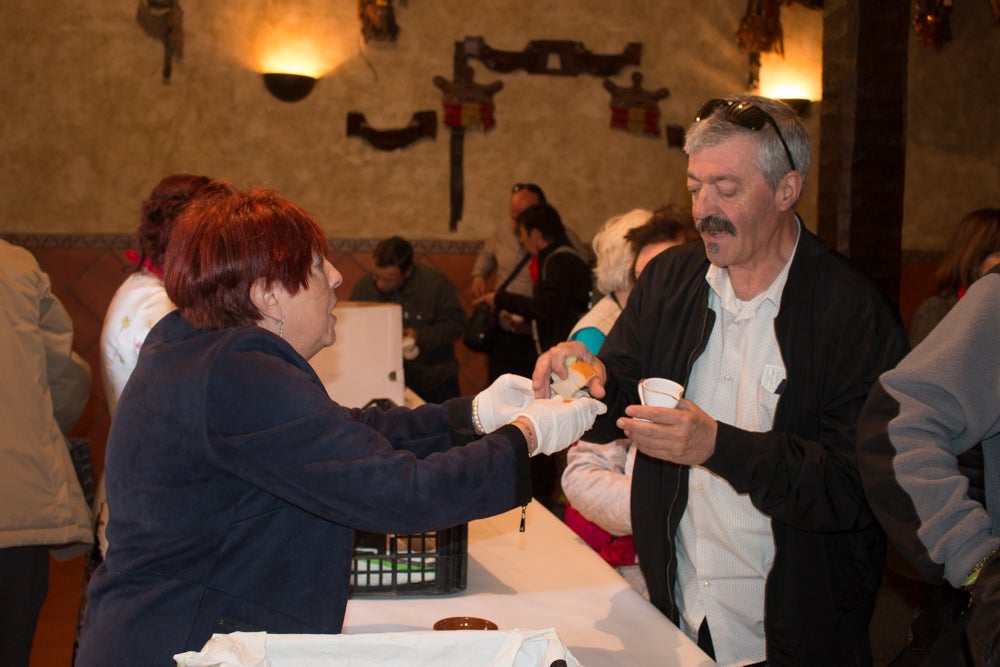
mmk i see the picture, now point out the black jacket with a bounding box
[495,240,591,352]
[350,263,466,400]
[591,224,909,666]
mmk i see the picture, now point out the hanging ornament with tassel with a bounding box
[913,0,954,48]
[736,0,785,90]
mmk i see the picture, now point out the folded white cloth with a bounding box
[174,628,580,667]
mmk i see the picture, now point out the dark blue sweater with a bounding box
[76,312,531,666]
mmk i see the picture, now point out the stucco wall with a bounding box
[903,3,1000,252]
[2,0,823,243]
[2,1,996,251]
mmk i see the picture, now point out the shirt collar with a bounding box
[704,217,802,314]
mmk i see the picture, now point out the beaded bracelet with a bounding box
[511,416,537,456]
[471,395,486,435]
[961,548,999,590]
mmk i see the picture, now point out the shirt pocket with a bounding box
[756,365,785,431]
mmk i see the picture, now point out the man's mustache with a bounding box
[696,216,737,236]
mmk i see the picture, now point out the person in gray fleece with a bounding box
[858,265,1000,667]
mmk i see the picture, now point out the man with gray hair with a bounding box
[534,95,907,666]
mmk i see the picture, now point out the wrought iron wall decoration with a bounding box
[136,0,183,82]
[432,62,504,132]
[435,36,643,231]
[346,111,438,151]
[360,0,401,43]
[433,53,505,231]
[665,124,687,149]
[603,72,670,137]
[461,36,642,77]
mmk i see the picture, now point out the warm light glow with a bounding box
[256,28,331,78]
[250,7,354,78]
[757,3,823,102]
[257,36,325,77]
[203,3,354,77]
[759,52,822,102]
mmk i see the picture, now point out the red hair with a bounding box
[135,174,218,273]
[165,186,329,329]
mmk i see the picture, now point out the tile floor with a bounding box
[30,557,86,667]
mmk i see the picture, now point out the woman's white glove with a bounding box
[473,374,535,434]
[516,397,607,457]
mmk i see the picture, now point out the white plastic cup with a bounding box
[638,378,684,408]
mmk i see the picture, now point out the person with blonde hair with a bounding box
[562,206,694,595]
[570,206,697,352]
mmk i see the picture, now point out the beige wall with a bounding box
[903,3,1000,252]
[1,1,996,251]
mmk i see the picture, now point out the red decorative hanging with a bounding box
[432,62,503,132]
[737,0,785,55]
[736,0,786,89]
[603,72,670,137]
[440,102,497,132]
[913,0,954,48]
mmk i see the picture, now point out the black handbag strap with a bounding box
[496,252,531,296]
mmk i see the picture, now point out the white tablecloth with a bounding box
[343,503,716,667]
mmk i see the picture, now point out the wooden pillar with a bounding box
[817,0,910,307]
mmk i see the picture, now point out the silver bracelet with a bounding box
[471,394,486,435]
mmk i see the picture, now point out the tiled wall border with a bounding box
[2,233,941,264]
[1,233,485,255]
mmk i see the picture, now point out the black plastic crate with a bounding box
[349,524,468,597]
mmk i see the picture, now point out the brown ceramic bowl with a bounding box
[433,616,499,631]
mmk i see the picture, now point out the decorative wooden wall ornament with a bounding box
[432,62,504,132]
[346,111,437,151]
[359,0,400,43]
[736,0,785,89]
[603,72,670,137]
[437,36,642,231]
[433,55,505,231]
[136,0,183,82]
[912,0,953,48]
[462,36,641,78]
[665,124,687,149]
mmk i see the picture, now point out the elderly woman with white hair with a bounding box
[562,205,695,595]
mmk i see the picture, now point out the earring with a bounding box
[278,319,285,338]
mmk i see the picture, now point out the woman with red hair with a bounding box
[76,185,604,667]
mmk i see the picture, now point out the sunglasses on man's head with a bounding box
[694,98,798,173]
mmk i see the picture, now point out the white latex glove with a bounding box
[515,397,607,457]
[474,374,535,433]
[401,335,419,360]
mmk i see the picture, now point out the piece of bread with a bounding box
[550,357,598,398]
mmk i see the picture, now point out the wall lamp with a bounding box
[780,98,811,117]
[262,72,317,102]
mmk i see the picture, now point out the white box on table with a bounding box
[309,301,404,409]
